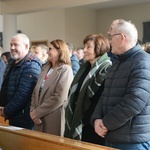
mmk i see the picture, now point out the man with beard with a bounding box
[0,33,42,129]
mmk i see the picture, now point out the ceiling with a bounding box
[0,0,150,14]
[82,0,150,9]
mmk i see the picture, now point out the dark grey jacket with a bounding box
[91,44,150,143]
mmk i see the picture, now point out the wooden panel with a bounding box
[31,40,48,46]
[0,117,9,125]
[0,124,119,150]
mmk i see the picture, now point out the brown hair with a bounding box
[50,39,71,66]
[83,34,110,57]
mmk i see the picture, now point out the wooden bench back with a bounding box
[0,124,119,150]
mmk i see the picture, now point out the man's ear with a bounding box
[25,44,29,50]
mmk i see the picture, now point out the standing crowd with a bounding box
[0,19,150,150]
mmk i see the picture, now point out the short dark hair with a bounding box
[83,34,110,57]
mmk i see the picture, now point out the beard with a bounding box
[11,53,19,60]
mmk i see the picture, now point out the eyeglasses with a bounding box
[108,33,121,40]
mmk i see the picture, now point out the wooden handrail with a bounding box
[0,124,119,150]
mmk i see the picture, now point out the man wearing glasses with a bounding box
[91,19,150,150]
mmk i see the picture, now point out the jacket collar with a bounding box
[118,44,142,62]
[13,52,42,68]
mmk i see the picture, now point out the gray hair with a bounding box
[13,33,30,48]
[66,43,74,50]
[114,19,138,44]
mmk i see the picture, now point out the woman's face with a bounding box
[84,40,96,62]
[47,44,59,63]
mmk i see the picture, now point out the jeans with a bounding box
[105,141,150,150]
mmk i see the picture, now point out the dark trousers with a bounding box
[81,124,105,145]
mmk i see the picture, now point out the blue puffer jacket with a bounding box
[91,44,150,143]
[71,54,80,76]
[0,58,6,90]
[3,52,42,129]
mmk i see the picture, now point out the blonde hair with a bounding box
[30,44,48,54]
[30,44,48,63]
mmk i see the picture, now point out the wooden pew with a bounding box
[0,117,9,125]
[0,124,119,150]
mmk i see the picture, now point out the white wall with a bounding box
[17,8,97,49]
[0,15,3,32]
[98,2,150,42]
[17,9,66,46]
[65,7,98,49]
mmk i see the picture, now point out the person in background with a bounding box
[30,39,73,136]
[67,43,80,76]
[0,47,6,90]
[30,44,48,66]
[141,42,150,54]
[64,34,111,145]
[72,49,78,56]
[76,48,85,66]
[91,19,150,150]
[0,33,42,129]
[1,51,12,65]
